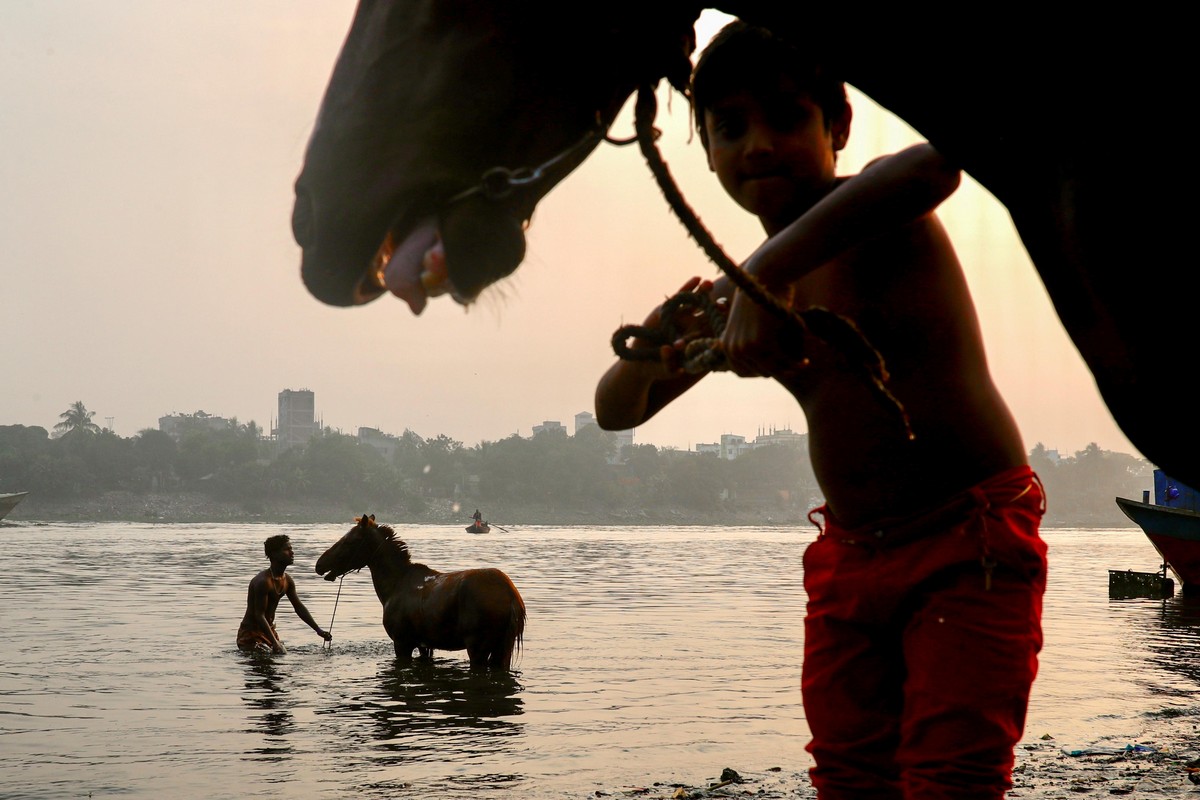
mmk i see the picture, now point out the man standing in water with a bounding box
[237,534,332,654]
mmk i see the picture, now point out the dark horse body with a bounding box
[292,2,1198,488]
[315,515,525,670]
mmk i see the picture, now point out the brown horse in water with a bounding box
[292,2,1197,489]
[315,515,525,671]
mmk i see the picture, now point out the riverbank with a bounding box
[4,489,1131,529]
[4,491,801,527]
[590,717,1200,797]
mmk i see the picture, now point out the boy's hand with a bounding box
[597,275,728,432]
[318,628,333,642]
[634,276,722,376]
[722,286,802,380]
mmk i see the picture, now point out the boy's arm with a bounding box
[724,143,960,378]
[286,578,332,641]
[595,276,731,430]
[747,143,960,291]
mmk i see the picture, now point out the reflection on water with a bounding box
[4,523,1199,798]
[372,661,524,731]
[1145,594,1200,691]
[243,653,297,755]
[322,660,525,754]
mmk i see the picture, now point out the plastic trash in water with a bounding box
[1061,744,1157,756]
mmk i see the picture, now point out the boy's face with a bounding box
[703,79,848,233]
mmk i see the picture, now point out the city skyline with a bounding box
[19,389,1130,462]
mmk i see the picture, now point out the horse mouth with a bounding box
[374,199,529,316]
[314,560,341,582]
[373,219,462,316]
[297,179,530,314]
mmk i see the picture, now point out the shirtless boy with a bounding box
[237,534,332,655]
[596,21,1048,799]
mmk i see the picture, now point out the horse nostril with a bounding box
[292,185,315,248]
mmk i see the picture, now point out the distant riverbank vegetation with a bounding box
[1,406,1150,527]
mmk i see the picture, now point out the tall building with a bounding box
[275,389,319,447]
[531,420,566,436]
[574,411,597,435]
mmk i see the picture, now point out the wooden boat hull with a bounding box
[466,523,490,534]
[0,491,28,522]
[1116,495,1200,590]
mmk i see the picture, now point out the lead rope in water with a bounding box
[323,574,344,650]
[625,83,913,441]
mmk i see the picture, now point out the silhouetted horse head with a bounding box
[292,3,1199,488]
[315,512,385,580]
[293,0,696,312]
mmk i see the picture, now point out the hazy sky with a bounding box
[1,3,1139,459]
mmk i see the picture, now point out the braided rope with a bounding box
[622,84,912,440]
[612,290,728,374]
[323,574,344,650]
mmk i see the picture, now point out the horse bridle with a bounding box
[444,119,637,207]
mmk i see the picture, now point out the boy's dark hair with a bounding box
[264,534,290,558]
[691,20,848,151]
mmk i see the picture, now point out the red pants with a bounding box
[802,466,1047,800]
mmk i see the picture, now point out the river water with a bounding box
[0,521,1196,799]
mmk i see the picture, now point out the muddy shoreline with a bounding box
[583,716,1200,797]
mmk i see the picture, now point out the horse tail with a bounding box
[502,589,527,670]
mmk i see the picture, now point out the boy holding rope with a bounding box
[237,534,332,654]
[595,21,1046,799]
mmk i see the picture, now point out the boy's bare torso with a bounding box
[780,211,1025,527]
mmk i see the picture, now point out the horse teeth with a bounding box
[420,270,450,297]
[368,234,394,291]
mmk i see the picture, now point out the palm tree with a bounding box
[53,401,101,437]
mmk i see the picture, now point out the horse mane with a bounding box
[376,524,412,564]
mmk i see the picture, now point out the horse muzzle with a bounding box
[379,197,527,315]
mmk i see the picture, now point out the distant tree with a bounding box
[301,432,388,502]
[133,429,178,490]
[1028,443,1056,474]
[83,429,138,490]
[53,401,101,438]
[664,452,724,511]
[418,434,465,496]
[477,434,538,501]
[208,460,273,505]
[391,429,427,483]
[0,425,52,491]
[729,444,815,507]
